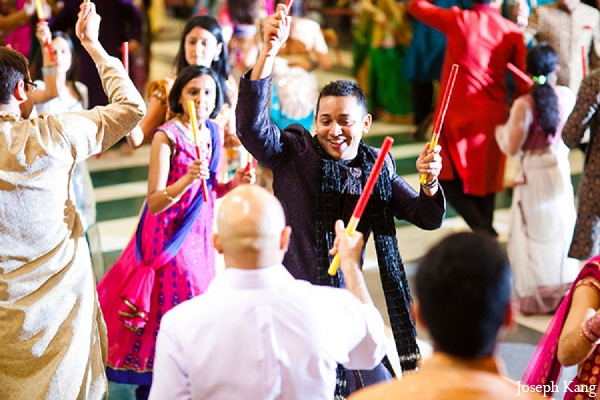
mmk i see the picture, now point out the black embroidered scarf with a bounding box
[314,137,420,397]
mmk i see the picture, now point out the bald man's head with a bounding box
[213,185,291,269]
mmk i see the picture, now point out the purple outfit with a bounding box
[98,120,221,385]
[236,75,446,283]
[236,74,446,393]
[51,0,143,107]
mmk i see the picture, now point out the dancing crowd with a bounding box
[2,0,600,398]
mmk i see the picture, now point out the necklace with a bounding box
[0,111,21,121]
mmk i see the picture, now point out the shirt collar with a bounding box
[209,264,294,291]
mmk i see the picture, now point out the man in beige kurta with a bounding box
[0,3,145,399]
[526,0,600,93]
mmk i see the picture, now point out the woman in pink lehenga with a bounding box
[97,65,253,399]
[523,255,600,399]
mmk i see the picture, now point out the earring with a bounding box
[213,54,220,62]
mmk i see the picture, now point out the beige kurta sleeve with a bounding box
[37,55,146,163]
[0,55,144,400]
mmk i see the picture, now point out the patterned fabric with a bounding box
[0,56,145,400]
[97,120,221,386]
[562,70,600,260]
[526,2,600,93]
[315,139,419,396]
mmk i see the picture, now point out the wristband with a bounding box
[42,65,56,76]
[420,177,438,190]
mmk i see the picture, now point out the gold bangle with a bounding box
[163,188,176,203]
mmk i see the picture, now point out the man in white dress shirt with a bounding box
[149,185,387,400]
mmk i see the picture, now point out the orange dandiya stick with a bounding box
[419,63,459,185]
[507,62,533,87]
[582,46,588,77]
[187,100,209,202]
[328,136,394,276]
[35,0,54,62]
[121,41,129,74]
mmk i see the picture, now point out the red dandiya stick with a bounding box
[34,0,54,62]
[507,62,533,87]
[328,136,394,276]
[244,153,253,173]
[419,63,458,185]
[582,46,587,77]
[187,100,209,202]
[121,42,129,74]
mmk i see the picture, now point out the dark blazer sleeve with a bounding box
[386,152,446,230]
[235,72,308,171]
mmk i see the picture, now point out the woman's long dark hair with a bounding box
[526,43,559,137]
[173,16,230,105]
[31,31,83,102]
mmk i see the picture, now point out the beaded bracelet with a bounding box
[420,178,438,190]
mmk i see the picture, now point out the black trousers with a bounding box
[412,80,435,127]
[440,178,498,238]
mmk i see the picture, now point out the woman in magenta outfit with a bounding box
[523,255,600,399]
[97,65,253,399]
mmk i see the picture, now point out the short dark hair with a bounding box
[316,80,368,117]
[173,16,230,105]
[416,232,511,359]
[169,65,223,119]
[0,47,29,104]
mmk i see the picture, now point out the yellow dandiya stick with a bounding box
[328,136,394,276]
[35,0,55,62]
[187,100,209,202]
[419,63,459,185]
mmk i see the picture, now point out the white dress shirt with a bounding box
[149,264,386,400]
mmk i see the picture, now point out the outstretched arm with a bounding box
[0,1,34,33]
[250,3,291,80]
[63,1,145,158]
[30,21,59,105]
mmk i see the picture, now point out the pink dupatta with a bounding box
[522,255,600,397]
